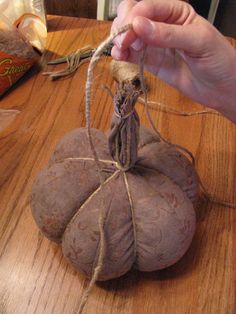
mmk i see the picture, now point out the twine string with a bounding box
[77,209,106,314]
[78,24,133,314]
[102,84,219,118]
[138,97,219,117]
[42,46,94,80]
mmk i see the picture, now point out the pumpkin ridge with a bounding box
[134,164,174,187]
[31,158,116,242]
[122,172,137,267]
[89,172,128,278]
[126,166,196,271]
[134,163,197,204]
[62,170,120,239]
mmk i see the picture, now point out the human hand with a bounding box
[111,0,236,123]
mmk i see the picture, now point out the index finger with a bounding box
[114,0,195,50]
[111,0,138,49]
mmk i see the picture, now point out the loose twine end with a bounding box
[78,214,106,314]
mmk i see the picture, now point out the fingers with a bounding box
[111,0,197,51]
[116,0,137,19]
[111,0,137,49]
[129,0,195,25]
[132,16,210,54]
[111,45,129,61]
[111,43,194,95]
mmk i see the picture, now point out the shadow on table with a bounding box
[97,240,200,292]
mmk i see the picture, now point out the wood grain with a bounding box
[0,15,235,314]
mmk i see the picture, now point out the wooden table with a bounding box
[0,15,235,314]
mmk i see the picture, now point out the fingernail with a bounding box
[116,40,122,49]
[111,46,122,60]
[111,46,129,61]
[142,19,154,35]
[131,38,143,51]
[116,33,126,49]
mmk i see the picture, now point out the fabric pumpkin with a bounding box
[31,82,199,281]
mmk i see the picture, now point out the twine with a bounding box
[62,157,116,165]
[77,24,133,314]
[42,46,94,80]
[102,84,219,118]
[77,214,105,313]
[137,98,220,117]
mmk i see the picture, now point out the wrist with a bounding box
[214,91,236,123]
[207,49,236,123]
[208,75,236,123]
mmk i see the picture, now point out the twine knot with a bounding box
[114,109,134,120]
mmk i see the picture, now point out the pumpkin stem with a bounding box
[108,81,141,171]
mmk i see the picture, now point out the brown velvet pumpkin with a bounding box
[30,81,199,281]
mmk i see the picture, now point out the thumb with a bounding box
[132,16,209,54]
